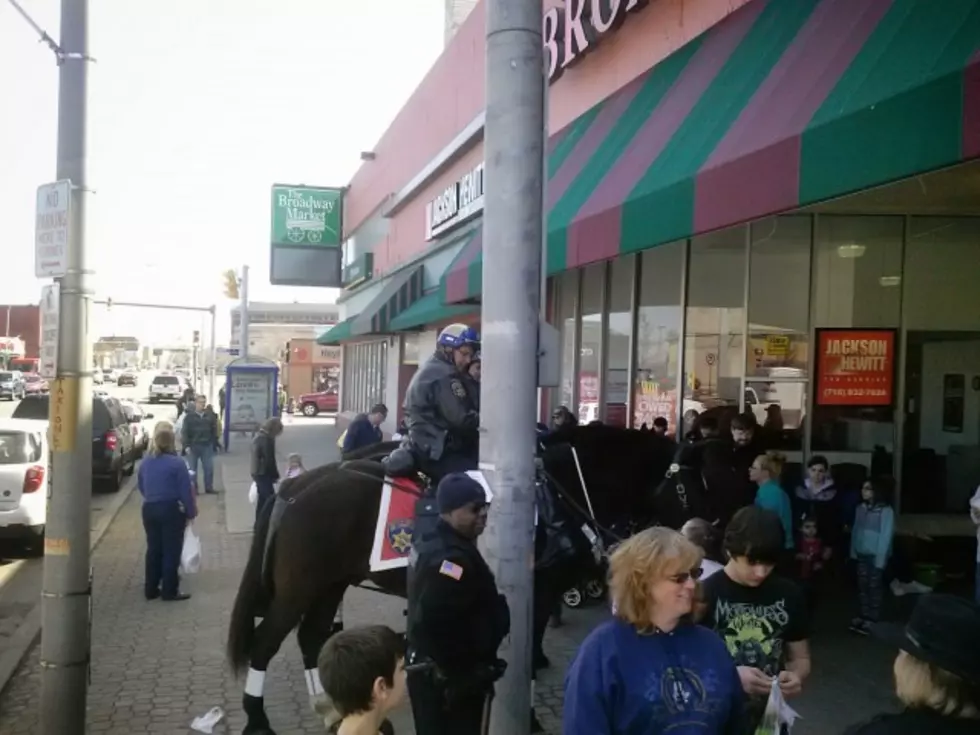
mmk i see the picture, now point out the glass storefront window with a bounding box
[810,216,902,459]
[579,263,604,424]
[633,243,683,433]
[342,340,388,414]
[558,270,578,412]
[684,227,747,435]
[402,334,420,365]
[605,258,633,427]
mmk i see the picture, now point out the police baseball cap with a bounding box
[437,472,487,513]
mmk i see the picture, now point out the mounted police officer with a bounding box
[406,472,509,735]
[402,323,481,482]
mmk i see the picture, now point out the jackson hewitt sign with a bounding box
[545,0,650,83]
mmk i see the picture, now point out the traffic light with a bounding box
[193,330,200,345]
[106,297,112,311]
[223,269,239,299]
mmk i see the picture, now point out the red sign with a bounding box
[816,330,895,406]
[369,477,420,572]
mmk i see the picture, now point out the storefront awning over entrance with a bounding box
[546,0,980,270]
[388,291,476,331]
[317,317,354,346]
[351,265,425,336]
[441,228,483,304]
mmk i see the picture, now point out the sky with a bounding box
[0,0,444,346]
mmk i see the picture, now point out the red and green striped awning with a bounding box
[548,0,980,269]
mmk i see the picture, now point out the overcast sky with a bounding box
[1,0,444,345]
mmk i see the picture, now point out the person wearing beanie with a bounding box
[406,472,510,735]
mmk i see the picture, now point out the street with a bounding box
[0,416,904,734]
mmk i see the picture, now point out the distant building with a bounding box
[230,302,340,363]
[444,0,478,45]
[0,304,41,360]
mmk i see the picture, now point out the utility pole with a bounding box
[239,264,250,359]
[481,0,544,733]
[39,0,93,731]
[208,304,217,403]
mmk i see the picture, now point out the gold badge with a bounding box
[451,380,467,399]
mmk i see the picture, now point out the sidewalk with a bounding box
[0,417,899,733]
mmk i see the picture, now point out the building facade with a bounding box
[231,301,340,362]
[321,0,980,521]
[0,304,41,361]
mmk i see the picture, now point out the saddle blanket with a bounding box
[369,471,493,573]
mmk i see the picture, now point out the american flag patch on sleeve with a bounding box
[439,560,464,581]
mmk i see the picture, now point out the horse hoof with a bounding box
[243,727,277,735]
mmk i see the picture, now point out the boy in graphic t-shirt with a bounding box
[697,506,811,733]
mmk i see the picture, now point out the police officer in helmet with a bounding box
[403,323,481,482]
[406,472,509,734]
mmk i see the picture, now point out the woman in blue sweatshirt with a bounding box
[563,527,744,734]
[750,451,794,554]
[138,421,196,602]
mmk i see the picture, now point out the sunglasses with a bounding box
[667,567,704,584]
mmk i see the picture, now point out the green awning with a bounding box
[317,317,354,345]
[388,291,476,331]
[351,265,424,336]
[542,0,980,270]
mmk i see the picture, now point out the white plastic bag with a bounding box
[181,525,202,575]
[248,481,258,506]
[754,678,800,734]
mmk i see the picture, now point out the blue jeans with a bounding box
[142,500,185,598]
[188,445,215,492]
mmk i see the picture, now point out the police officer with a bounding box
[403,323,480,482]
[406,473,509,735]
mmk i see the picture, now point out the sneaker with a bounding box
[905,580,933,595]
[849,618,869,635]
[890,579,907,597]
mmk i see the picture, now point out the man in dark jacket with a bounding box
[407,473,509,735]
[250,417,283,520]
[462,353,480,412]
[342,404,387,455]
[181,395,218,494]
[403,324,480,482]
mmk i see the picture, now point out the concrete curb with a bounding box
[0,475,138,696]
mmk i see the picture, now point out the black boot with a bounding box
[530,708,545,733]
[242,693,277,735]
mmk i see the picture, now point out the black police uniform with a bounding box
[407,519,510,735]
[403,352,479,481]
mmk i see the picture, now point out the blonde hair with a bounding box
[150,421,176,456]
[756,451,786,480]
[894,650,980,719]
[608,527,702,633]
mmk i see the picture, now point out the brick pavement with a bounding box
[0,416,902,733]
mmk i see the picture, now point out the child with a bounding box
[286,452,305,480]
[796,514,831,611]
[318,625,406,735]
[849,479,894,635]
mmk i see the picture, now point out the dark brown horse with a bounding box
[227,426,675,734]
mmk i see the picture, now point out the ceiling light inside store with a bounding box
[837,243,866,258]
[879,276,901,287]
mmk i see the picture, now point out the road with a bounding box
[0,373,183,687]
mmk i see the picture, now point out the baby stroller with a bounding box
[561,518,636,609]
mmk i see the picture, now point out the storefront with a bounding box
[320,0,980,517]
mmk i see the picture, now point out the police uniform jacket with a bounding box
[404,353,478,461]
[407,520,510,675]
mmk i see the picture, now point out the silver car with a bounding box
[0,371,26,401]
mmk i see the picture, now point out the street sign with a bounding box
[39,284,60,379]
[35,180,72,278]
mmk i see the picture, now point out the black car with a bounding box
[12,394,139,492]
[116,371,138,387]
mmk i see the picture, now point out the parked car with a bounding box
[116,370,138,387]
[12,394,138,492]
[102,368,118,383]
[0,371,26,401]
[298,388,339,417]
[120,399,153,456]
[0,418,48,551]
[148,374,182,403]
[92,369,104,385]
[22,373,49,395]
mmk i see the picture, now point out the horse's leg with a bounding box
[242,595,304,735]
[296,583,347,720]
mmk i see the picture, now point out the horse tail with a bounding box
[227,496,275,674]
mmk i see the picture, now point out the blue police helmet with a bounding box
[437,323,480,350]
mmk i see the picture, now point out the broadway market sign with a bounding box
[544,0,649,83]
[270,185,342,247]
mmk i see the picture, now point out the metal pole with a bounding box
[41,0,92,731]
[239,264,249,359]
[209,305,217,404]
[191,333,199,393]
[481,1,544,733]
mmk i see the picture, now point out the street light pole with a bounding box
[40,0,93,731]
[209,304,217,404]
[239,264,250,359]
[481,0,544,733]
